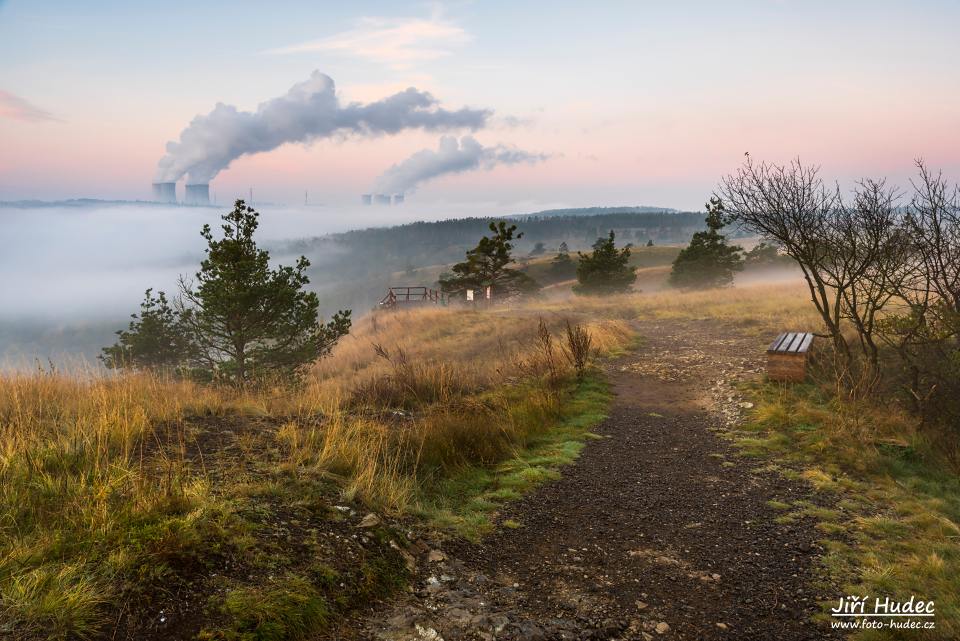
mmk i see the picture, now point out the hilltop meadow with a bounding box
[2,271,957,639]
[3,175,960,640]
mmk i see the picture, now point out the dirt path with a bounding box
[352,319,839,641]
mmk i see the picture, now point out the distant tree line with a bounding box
[270,210,704,318]
[512,206,678,218]
[438,223,638,299]
[281,211,705,278]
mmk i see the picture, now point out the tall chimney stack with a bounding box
[185,183,210,206]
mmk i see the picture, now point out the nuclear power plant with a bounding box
[184,184,210,206]
[361,193,405,205]
[150,181,211,205]
[151,182,177,203]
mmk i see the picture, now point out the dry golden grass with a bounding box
[638,280,818,325]
[15,274,946,638]
[0,300,635,637]
[272,304,635,511]
[533,278,819,337]
[296,306,634,407]
[0,371,231,637]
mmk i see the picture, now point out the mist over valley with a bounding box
[0,199,699,365]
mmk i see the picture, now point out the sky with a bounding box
[2,0,960,211]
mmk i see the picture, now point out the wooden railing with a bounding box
[378,287,446,308]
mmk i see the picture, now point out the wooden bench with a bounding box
[766,332,814,382]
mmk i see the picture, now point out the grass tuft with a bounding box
[207,575,330,641]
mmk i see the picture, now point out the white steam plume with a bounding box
[373,135,547,195]
[155,71,491,184]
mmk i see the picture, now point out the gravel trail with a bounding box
[351,319,840,641]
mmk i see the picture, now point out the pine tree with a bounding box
[573,231,636,295]
[669,197,743,289]
[743,241,790,267]
[439,221,540,297]
[100,289,195,372]
[178,200,350,385]
[549,242,577,280]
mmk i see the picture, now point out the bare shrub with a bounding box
[720,158,849,363]
[513,317,565,385]
[723,156,960,430]
[876,162,960,421]
[564,321,593,377]
[722,158,933,396]
[535,317,560,379]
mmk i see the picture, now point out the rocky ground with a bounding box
[341,318,841,641]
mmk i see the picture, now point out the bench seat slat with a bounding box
[782,332,799,352]
[768,332,787,352]
[768,331,815,354]
[786,333,803,352]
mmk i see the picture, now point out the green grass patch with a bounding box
[201,575,330,641]
[0,464,234,640]
[737,381,960,640]
[416,372,612,539]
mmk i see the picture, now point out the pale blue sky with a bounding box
[2,0,959,209]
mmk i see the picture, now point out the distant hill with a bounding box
[0,198,217,209]
[511,206,676,219]
[274,210,716,318]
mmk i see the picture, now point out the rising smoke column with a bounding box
[155,71,491,184]
[373,135,548,194]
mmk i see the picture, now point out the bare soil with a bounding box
[347,318,841,641]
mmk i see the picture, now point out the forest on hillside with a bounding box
[276,210,711,315]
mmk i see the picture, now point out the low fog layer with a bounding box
[0,199,563,364]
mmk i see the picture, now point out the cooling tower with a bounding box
[361,194,373,205]
[185,183,210,206]
[374,194,391,205]
[151,182,177,203]
[392,194,405,205]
